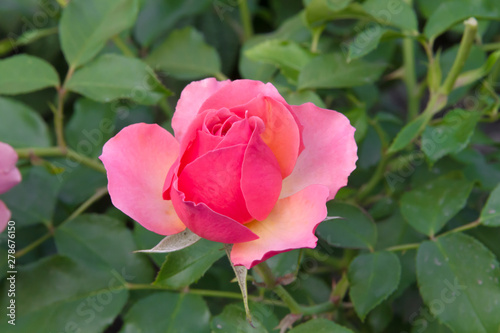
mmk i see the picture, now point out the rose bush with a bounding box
[100,78,357,268]
[0,142,21,232]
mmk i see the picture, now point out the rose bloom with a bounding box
[100,79,357,268]
[0,142,21,232]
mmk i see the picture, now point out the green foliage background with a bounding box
[0,0,500,332]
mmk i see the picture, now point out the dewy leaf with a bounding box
[153,239,224,289]
[0,97,51,148]
[135,228,201,253]
[424,1,499,39]
[348,252,401,321]
[421,109,482,163]
[0,55,59,94]
[66,54,171,105]
[416,233,500,333]
[146,26,222,80]
[0,255,128,333]
[298,52,387,89]
[400,172,474,236]
[480,183,500,227]
[289,318,355,333]
[59,0,139,68]
[316,202,377,250]
[120,292,211,333]
[224,244,252,324]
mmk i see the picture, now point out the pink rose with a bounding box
[0,142,22,233]
[100,79,357,268]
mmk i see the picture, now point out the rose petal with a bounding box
[0,201,10,233]
[241,117,282,221]
[281,103,357,200]
[231,185,329,269]
[170,180,259,243]
[178,144,253,223]
[231,96,300,178]
[172,78,231,142]
[0,142,21,194]
[200,79,288,113]
[100,123,185,235]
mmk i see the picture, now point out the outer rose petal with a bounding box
[170,180,259,243]
[172,78,230,142]
[231,185,329,269]
[281,103,358,200]
[100,123,185,235]
[200,79,288,113]
[0,201,10,233]
[0,142,21,194]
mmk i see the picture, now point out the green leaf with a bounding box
[345,107,369,142]
[245,40,314,84]
[411,318,454,333]
[136,228,201,253]
[316,202,377,250]
[282,90,326,108]
[133,223,166,267]
[0,255,128,333]
[59,0,139,67]
[289,318,355,333]
[211,303,279,333]
[0,54,59,94]
[146,26,222,80]
[422,109,482,163]
[480,183,500,227]
[57,165,107,206]
[388,112,433,153]
[266,249,301,278]
[66,54,170,105]
[346,27,389,62]
[0,97,51,148]
[65,98,117,158]
[416,233,500,333]
[400,172,474,236]
[348,251,401,320]
[362,0,418,31]
[120,292,210,333]
[424,1,498,39]
[154,239,224,289]
[305,1,369,26]
[298,53,387,89]
[55,214,155,283]
[0,166,61,227]
[134,0,212,47]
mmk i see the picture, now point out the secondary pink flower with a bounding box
[100,79,357,268]
[0,142,22,233]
